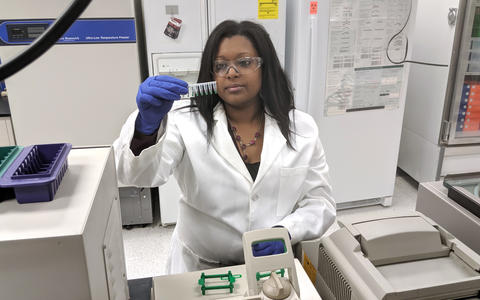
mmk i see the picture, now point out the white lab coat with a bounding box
[113,100,336,274]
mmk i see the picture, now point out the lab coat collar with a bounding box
[212,103,253,183]
[212,103,287,186]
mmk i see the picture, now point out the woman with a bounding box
[114,20,336,274]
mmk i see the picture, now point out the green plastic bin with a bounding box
[0,146,23,177]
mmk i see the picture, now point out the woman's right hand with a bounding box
[135,75,188,135]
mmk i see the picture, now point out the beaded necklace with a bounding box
[226,109,265,161]
[229,125,261,161]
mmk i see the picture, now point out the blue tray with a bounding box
[0,143,72,203]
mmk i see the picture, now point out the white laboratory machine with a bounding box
[398,0,480,182]
[0,147,129,300]
[140,0,287,225]
[285,1,411,209]
[417,179,480,255]
[0,0,140,146]
[150,228,320,300]
[300,212,480,300]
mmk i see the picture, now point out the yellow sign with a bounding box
[258,0,279,19]
[303,253,317,284]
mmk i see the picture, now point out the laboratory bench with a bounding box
[149,258,319,300]
[127,259,321,300]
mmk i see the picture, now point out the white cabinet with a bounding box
[0,147,128,300]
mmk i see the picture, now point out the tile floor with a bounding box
[122,168,420,280]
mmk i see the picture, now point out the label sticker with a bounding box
[0,19,136,45]
[303,253,317,284]
[310,1,318,15]
[258,0,279,19]
[164,17,182,39]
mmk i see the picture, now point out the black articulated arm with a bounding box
[0,0,92,81]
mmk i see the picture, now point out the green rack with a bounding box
[256,269,285,281]
[197,270,241,295]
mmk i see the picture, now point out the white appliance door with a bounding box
[445,0,480,145]
[306,1,411,207]
[207,0,286,66]
[142,0,208,75]
[285,0,319,114]
[150,55,201,226]
[398,0,460,182]
[142,0,209,226]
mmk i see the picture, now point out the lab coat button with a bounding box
[251,194,259,201]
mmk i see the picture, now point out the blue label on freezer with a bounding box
[0,18,136,45]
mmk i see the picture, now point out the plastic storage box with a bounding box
[0,143,72,203]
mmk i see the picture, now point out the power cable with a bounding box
[386,0,449,67]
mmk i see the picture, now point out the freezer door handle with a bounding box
[441,120,452,145]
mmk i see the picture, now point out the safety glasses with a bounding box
[213,57,263,77]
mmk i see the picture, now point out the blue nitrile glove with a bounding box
[135,75,188,135]
[251,226,292,257]
[252,240,286,257]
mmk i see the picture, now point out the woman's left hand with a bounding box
[252,241,285,257]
